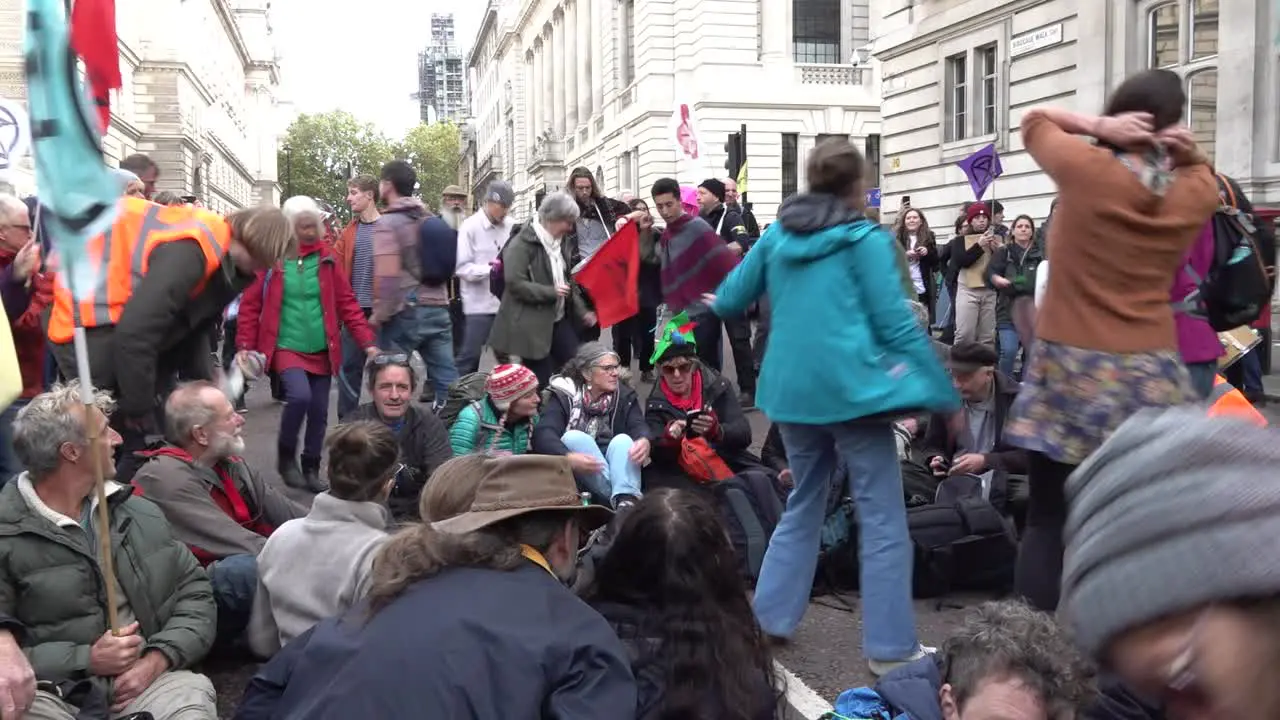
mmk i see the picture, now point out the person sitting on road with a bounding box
[247,421,396,658]
[450,363,540,456]
[237,195,378,493]
[132,381,306,647]
[871,600,1095,720]
[587,489,781,720]
[534,342,651,509]
[922,342,1027,506]
[642,315,756,491]
[235,455,636,717]
[1,383,218,719]
[347,353,453,522]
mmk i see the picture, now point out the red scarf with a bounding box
[661,370,703,412]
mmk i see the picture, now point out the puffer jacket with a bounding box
[644,364,757,482]
[0,476,216,681]
[448,398,536,456]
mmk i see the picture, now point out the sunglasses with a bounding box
[371,353,410,366]
[662,362,695,376]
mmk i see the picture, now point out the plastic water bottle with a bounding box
[223,351,265,402]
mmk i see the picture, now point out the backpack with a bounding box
[489,224,521,300]
[908,475,1017,600]
[417,215,458,286]
[714,468,787,585]
[439,371,489,427]
[1179,174,1273,331]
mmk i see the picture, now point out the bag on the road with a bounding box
[1179,173,1273,331]
[439,371,489,427]
[417,215,458,286]
[714,468,786,584]
[909,475,1017,599]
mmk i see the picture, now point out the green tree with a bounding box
[278,111,393,224]
[395,122,463,210]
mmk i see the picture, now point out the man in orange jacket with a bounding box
[46,195,292,480]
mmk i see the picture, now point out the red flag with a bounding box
[574,221,640,329]
[70,0,122,134]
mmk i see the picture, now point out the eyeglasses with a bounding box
[594,363,621,374]
[662,362,695,376]
[371,353,410,366]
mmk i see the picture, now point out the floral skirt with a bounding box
[1004,339,1198,465]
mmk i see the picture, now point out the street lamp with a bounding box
[283,144,293,202]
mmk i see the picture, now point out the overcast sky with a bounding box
[270,1,486,138]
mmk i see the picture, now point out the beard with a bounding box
[440,207,465,230]
[213,433,245,460]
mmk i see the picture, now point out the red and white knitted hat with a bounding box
[486,364,540,412]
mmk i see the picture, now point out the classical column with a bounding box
[576,0,592,122]
[526,50,538,149]
[542,27,554,136]
[551,15,566,138]
[760,0,786,61]
[564,1,579,132]
[590,0,604,114]
[532,42,544,142]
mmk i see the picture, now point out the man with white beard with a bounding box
[132,381,306,646]
[440,184,470,365]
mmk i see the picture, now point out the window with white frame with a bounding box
[1145,0,1219,163]
[620,0,636,86]
[978,44,999,136]
[793,0,841,64]
[944,53,968,143]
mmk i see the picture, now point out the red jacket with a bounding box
[0,249,53,399]
[236,242,375,371]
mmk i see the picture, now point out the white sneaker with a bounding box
[867,644,936,678]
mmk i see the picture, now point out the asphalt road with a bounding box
[208,330,1280,718]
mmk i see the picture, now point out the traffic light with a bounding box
[724,132,742,179]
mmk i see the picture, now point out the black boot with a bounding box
[301,454,326,493]
[277,449,306,489]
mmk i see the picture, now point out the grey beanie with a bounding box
[1061,407,1280,658]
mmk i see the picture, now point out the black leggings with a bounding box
[1014,452,1076,612]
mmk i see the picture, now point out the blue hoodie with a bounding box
[712,193,958,424]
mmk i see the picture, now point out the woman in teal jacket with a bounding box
[448,364,540,456]
[708,140,959,677]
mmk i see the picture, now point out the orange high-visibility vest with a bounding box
[1207,375,1267,426]
[47,196,231,344]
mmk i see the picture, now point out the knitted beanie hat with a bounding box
[698,178,727,203]
[1061,407,1280,658]
[965,202,990,224]
[485,364,539,413]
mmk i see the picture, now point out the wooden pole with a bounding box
[72,326,120,634]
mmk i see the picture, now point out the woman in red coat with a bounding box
[238,196,377,491]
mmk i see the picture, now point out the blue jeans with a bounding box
[756,421,917,660]
[560,430,642,503]
[209,553,258,645]
[278,369,331,459]
[380,305,458,405]
[456,313,497,376]
[1185,361,1218,400]
[997,322,1022,378]
[0,398,28,488]
[933,283,952,330]
[337,309,372,419]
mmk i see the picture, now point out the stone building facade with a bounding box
[0,0,283,212]
[466,0,883,225]
[872,0,1276,226]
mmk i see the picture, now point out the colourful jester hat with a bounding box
[650,311,699,365]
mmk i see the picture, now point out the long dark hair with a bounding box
[895,207,935,251]
[589,490,782,719]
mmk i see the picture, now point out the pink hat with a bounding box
[485,364,540,412]
[680,185,699,215]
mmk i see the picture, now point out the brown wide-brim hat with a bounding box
[431,455,614,535]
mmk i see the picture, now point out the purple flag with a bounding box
[956,143,1003,201]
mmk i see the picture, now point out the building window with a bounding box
[944,53,967,142]
[631,145,640,195]
[978,45,999,136]
[793,0,841,64]
[781,133,799,199]
[864,134,881,188]
[619,151,632,195]
[621,0,636,86]
[1145,0,1219,164]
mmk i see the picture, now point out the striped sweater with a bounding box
[658,213,740,312]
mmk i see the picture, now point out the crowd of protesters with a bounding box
[0,65,1277,720]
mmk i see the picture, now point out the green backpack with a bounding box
[439,372,490,427]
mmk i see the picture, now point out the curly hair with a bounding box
[942,600,1097,719]
[587,489,783,720]
[895,207,935,252]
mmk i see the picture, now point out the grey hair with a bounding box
[163,381,223,446]
[560,341,619,386]
[151,190,185,207]
[941,600,1097,719]
[13,382,116,479]
[538,192,581,225]
[0,194,27,225]
[281,195,324,228]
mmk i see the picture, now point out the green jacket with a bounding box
[489,223,587,360]
[449,400,535,456]
[0,476,215,680]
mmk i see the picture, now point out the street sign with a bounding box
[866,188,881,208]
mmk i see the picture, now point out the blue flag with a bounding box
[956,143,1003,201]
[24,0,122,302]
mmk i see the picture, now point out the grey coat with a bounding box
[489,223,587,360]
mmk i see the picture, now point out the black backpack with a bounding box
[489,223,522,300]
[714,468,787,585]
[909,475,1017,599]
[417,215,458,286]
[1179,174,1273,331]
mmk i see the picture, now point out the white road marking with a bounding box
[777,660,835,719]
